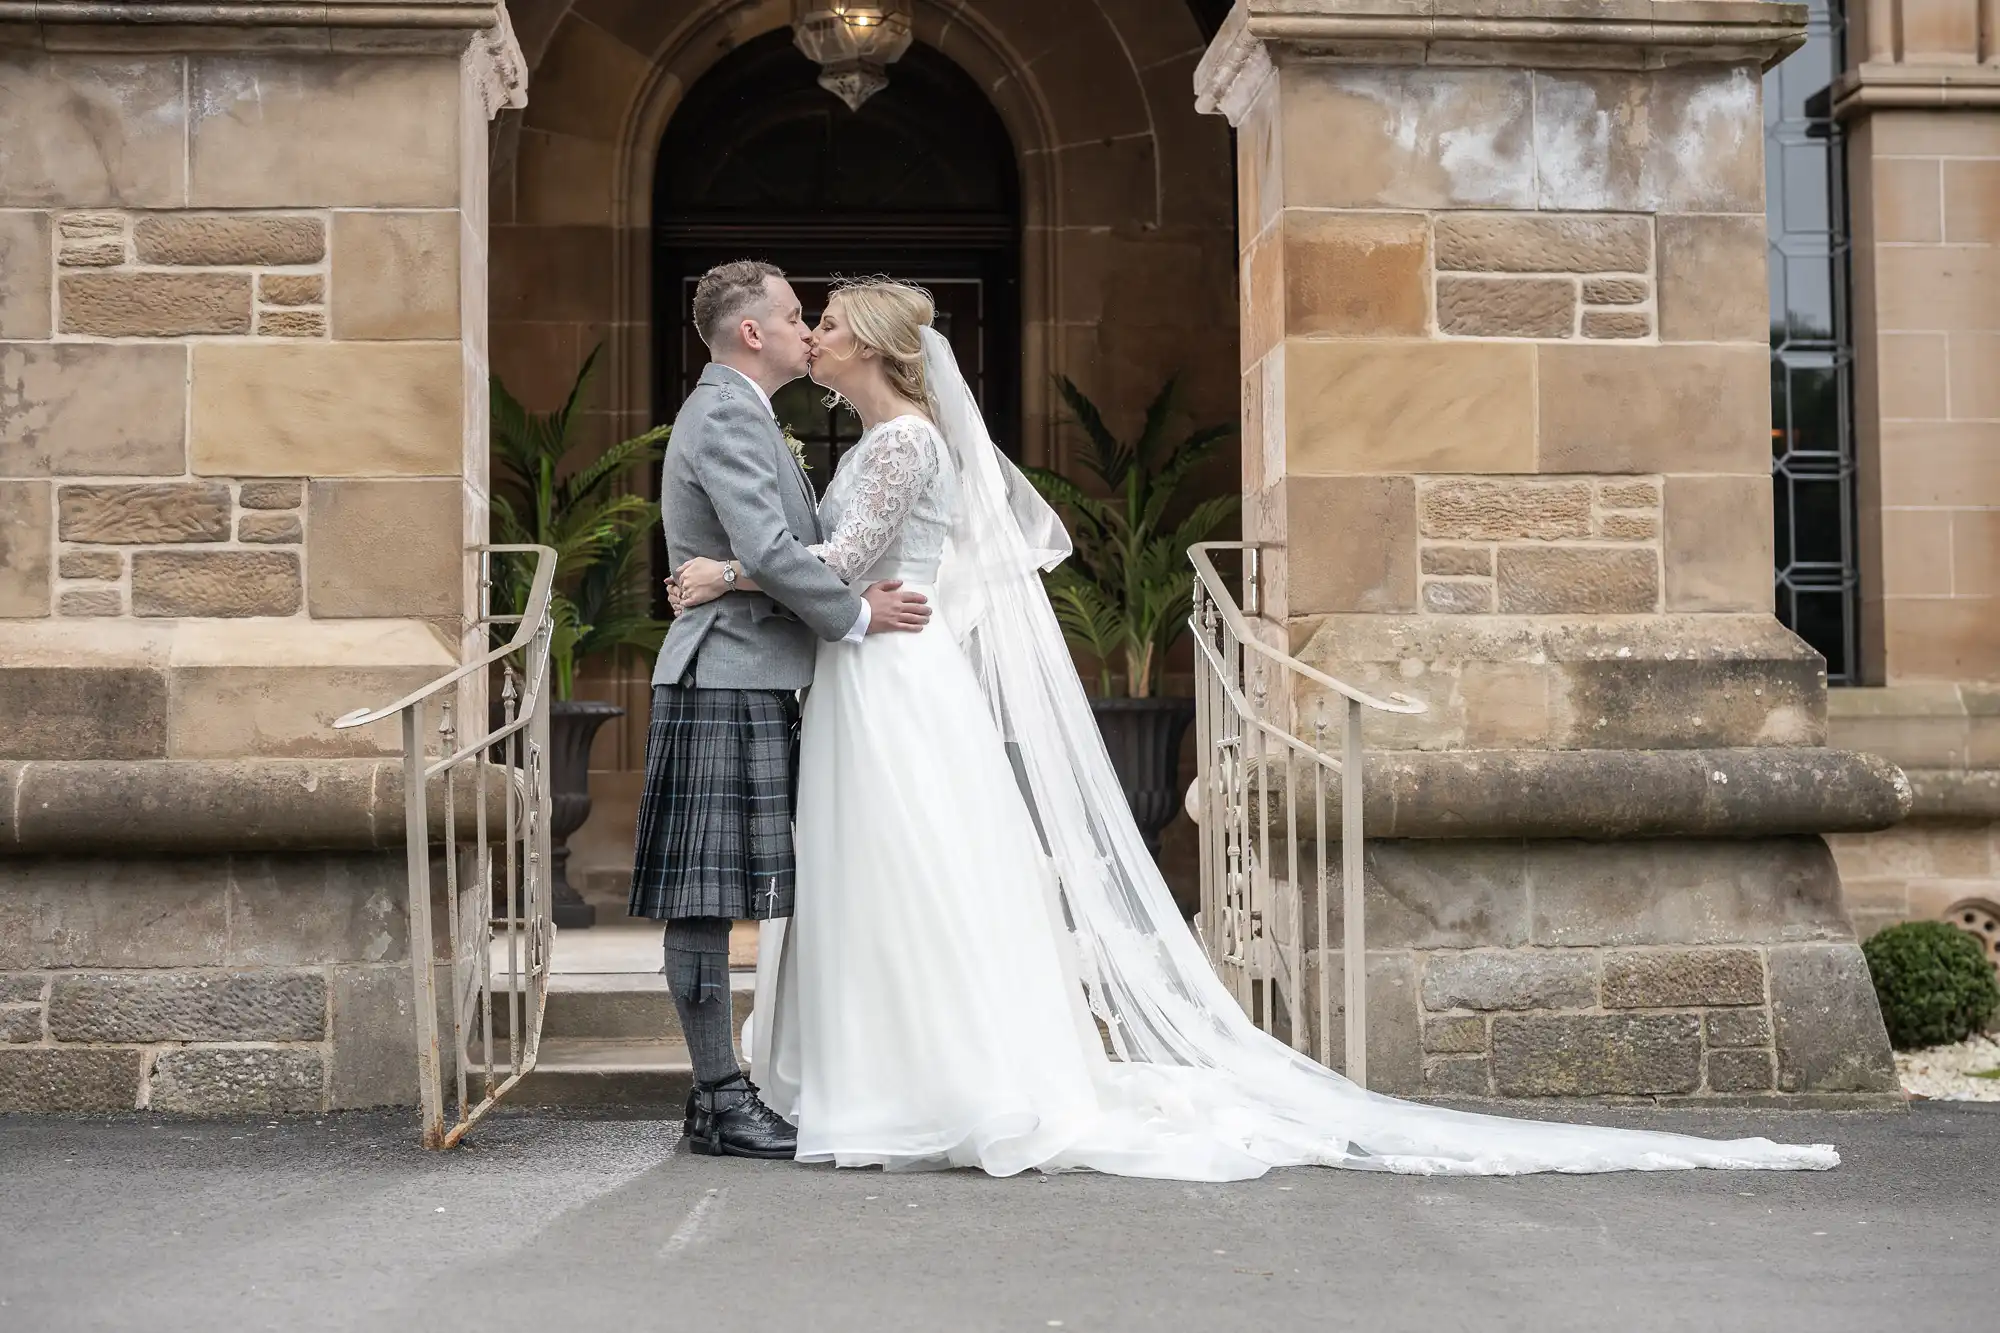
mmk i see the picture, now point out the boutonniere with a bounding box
[782,426,810,473]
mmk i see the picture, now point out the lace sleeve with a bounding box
[810,418,939,581]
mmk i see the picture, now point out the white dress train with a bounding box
[749,396,1838,1180]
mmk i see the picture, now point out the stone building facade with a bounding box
[0,0,1990,1114]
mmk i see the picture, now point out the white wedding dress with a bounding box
[748,330,1839,1180]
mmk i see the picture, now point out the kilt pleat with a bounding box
[629,683,800,922]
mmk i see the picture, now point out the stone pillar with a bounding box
[1198,1,1908,1103]
[0,1,524,1113]
[1822,0,2000,955]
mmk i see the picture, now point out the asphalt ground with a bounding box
[1,1102,1993,1333]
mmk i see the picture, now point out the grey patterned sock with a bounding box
[663,919,740,1090]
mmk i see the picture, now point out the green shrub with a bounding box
[1862,921,2000,1051]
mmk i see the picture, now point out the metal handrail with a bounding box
[1188,541,1426,1089]
[332,543,558,1148]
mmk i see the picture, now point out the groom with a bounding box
[631,260,930,1158]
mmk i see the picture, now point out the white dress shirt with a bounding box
[715,364,869,643]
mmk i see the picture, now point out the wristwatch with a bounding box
[722,562,738,588]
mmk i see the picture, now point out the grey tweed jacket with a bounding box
[652,364,866,690]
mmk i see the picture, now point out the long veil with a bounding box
[918,325,1837,1174]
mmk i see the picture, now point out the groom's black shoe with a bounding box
[685,1073,797,1160]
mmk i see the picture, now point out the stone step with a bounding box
[497,1038,694,1110]
[483,971,754,1041]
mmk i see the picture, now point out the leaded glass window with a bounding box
[1766,0,1858,682]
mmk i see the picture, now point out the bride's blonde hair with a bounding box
[824,279,935,411]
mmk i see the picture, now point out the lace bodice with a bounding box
[812,415,957,584]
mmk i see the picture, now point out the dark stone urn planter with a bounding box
[548,699,625,930]
[1090,695,1197,864]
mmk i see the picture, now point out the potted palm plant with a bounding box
[491,346,673,929]
[1023,377,1237,883]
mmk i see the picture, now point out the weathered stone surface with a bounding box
[1539,344,1768,475]
[132,550,302,617]
[191,343,462,478]
[1706,1009,1773,1049]
[1602,949,1764,1008]
[49,971,325,1043]
[58,588,123,617]
[1434,213,1649,273]
[1492,1014,1703,1097]
[1280,475,1416,615]
[0,975,45,1003]
[0,1006,42,1042]
[1534,68,1763,214]
[330,210,461,339]
[1422,950,1597,1012]
[1768,944,1899,1094]
[237,513,303,544]
[0,344,187,477]
[1583,277,1648,305]
[239,481,304,510]
[0,1048,141,1112]
[1582,309,1651,339]
[1657,213,1769,342]
[1531,837,1852,947]
[1596,513,1658,541]
[225,855,407,968]
[0,211,52,338]
[0,479,52,617]
[329,964,416,1108]
[1423,580,1492,614]
[1707,1048,1777,1093]
[257,274,324,307]
[0,57,185,207]
[1422,1015,1487,1054]
[1496,546,1658,613]
[189,56,460,207]
[0,857,227,968]
[1305,950,1423,1096]
[1285,341,1536,474]
[1306,841,1532,952]
[132,214,325,267]
[257,309,326,338]
[0,668,167,760]
[56,212,125,267]
[151,1047,324,1114]
[59,271,253,337]
[1420,545,1491,577]
[59,483,232,544]
[1422,1055,1492,1098]
[1437,276,1575,338]
[1421,479,1591,541]
[1598,480,1661,508]
[1279,65,1535,210]
[58,550,122,581]
[1664,474,1772,613]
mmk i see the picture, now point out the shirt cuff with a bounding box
[841,601,870,644]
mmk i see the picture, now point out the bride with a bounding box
[667,279,1838,1179]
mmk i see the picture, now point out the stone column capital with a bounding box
[1,0,526,115]
[1196,0,1807,123]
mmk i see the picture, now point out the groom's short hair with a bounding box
[693,260,785,351]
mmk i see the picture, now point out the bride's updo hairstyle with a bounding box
[826,279,935,411]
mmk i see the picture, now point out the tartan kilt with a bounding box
[628,683,801,922]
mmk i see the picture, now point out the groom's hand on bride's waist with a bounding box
[864,581,930,634]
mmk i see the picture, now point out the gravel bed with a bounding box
[1897,1032,2000,1101]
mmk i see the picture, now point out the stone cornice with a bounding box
[2,0,500,28]
[1197,0,1809,123]
[0,0,527,115]
[1832,61,2000,119]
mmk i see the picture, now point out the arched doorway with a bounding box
[652,29,1021,486]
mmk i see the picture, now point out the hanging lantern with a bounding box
[791,0,914,112]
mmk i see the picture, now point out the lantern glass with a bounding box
[791,0,915,110]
